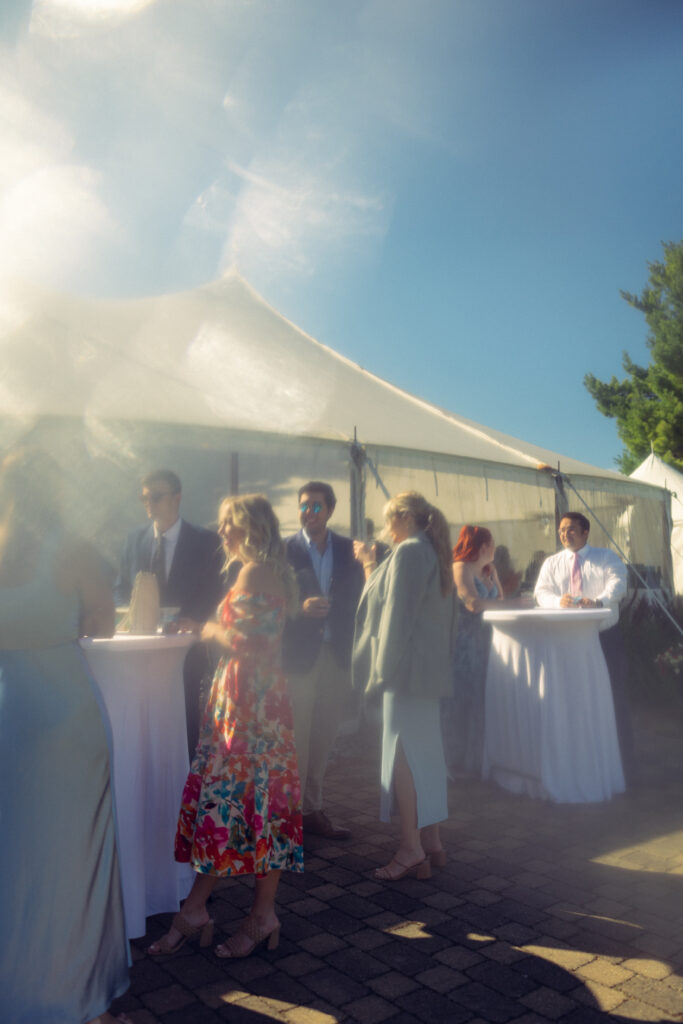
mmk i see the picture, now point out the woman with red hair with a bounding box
[441,525,529,779]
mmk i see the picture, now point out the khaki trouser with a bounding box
[287,643,350,815]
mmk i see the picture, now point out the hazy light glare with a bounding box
[30,0,157,38]
[0,82,73,192]
[0,165,118,286]
[35,0,155,16]
[0,295,30,339]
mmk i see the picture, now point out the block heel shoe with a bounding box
[215,919,281,959]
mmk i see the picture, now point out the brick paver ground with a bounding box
[113,706,683,1023]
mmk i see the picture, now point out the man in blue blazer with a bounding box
[114,469,225,755]
[282,481,364,840]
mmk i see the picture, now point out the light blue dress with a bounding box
[359,536,452,830]
[0,532,129,1024]
[440,574,498,779]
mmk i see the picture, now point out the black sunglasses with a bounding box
[140,491,173,505]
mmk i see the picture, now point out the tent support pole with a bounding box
[350,433,365,539]
[230,452,239,495]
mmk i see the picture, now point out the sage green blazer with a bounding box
[352,531,456,700]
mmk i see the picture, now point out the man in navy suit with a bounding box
[115,469,225,755]
[282,481,364,840]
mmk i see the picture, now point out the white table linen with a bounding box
[482,608,625,803]
[80,634,195,938]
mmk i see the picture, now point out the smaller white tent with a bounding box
[631,453,683,594]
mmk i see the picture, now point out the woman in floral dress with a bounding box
[148,494,303,959]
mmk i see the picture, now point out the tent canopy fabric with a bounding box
[0,271,671,589]
[2,269,626,480]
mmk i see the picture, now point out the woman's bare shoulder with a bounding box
[235,560,285,597]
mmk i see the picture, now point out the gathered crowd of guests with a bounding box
[0,449,633,1019]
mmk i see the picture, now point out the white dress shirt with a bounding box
[534,543,626,631]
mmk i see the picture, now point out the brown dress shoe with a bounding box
[303,810,352,840]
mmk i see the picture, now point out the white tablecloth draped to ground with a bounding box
[481,608,625,803]
[80,634,195,939]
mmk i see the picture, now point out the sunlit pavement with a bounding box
[114,707,683,1023]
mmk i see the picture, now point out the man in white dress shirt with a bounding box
[534,511,635,781]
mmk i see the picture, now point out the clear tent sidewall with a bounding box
[1,416,671,592]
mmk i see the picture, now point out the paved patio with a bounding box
[114,706,683,1023]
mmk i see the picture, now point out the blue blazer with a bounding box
[114,519,226,622]
[282,529,364,674]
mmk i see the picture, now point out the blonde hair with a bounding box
[384,491,453,596]
[219,493,298,613]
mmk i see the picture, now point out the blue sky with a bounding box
[1,0,682,470]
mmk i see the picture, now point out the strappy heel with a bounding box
[147,912,215,958]
[374,856,432,881]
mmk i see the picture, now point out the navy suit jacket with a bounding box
[282,529,364,674]
[114,519,225,622]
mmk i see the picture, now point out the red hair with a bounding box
[452,524,493,563]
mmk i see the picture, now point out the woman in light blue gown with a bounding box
[0,449,130,1024]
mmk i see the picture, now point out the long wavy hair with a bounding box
[452,524,493,563]
[383,491,453,596]
[218,493,298,614]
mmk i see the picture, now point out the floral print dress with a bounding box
[175,590,303,876]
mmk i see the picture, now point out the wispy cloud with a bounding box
[220,157,389,280]
[1,0,412,298]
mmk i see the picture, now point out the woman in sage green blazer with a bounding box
[353,492,455,881]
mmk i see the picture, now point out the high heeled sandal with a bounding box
[147,912,214,958]
[215,918,281,959]
[374,856,432,881]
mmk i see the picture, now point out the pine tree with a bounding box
[585,241,683,473]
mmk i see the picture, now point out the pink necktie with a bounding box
[570,552,582,596]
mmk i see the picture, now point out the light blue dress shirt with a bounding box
[303,529,333,640]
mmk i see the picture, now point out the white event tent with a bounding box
[0,270,672,587]
[631,453,683,595]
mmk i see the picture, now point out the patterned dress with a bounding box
[175,589,303,876]
[440,574,499,779]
